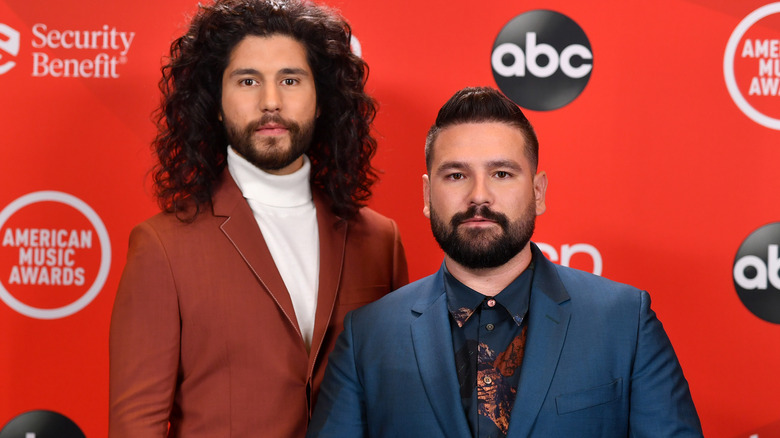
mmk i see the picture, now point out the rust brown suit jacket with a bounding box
[108,171,408,437]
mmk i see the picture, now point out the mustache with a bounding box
[246,114,299,133]
[450,205,509,228]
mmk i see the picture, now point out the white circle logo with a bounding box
[491,10,593,111]
[0,191,111,319]
[733,222,780,324]
[723,2,780,130]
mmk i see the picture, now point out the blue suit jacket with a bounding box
[308,244,702,437]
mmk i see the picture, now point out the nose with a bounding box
[260,85,281,112]
[468,174,492,206]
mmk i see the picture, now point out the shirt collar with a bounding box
[226,146,312,208]
[445,256,535,328]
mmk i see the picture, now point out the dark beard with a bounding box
[226,113,315,171]
[430,203,535,269]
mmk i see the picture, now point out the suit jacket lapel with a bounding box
[507,244,571,437]
[309,190,347,366]
[410,269,472,438]
[212,170,302,338]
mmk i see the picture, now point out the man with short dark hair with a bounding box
[108,1,408,436]
[307,87,702,437]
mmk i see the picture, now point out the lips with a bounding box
[459,216,497,226]
[255,123,288,135]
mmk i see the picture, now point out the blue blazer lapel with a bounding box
[507,244,571,437]
[410,268,472,438]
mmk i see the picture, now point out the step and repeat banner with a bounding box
[1,0,779,436]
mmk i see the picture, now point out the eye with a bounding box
[495,171,512,179]
[282,78,298,86]
[447,172,465,180]
[240,78,256,86]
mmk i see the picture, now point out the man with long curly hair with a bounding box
[108,1,408,436]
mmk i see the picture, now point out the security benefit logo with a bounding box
[724,3,780,130]
[0,21,136,78]
[31,23,135,78]
[733,222,780,324]
[0,192,111,319]
[0,23,20,75]
[491,10,593,111]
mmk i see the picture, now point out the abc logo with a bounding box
[733,222,780,324]
[491,10,593,111]
[0,410,85,438]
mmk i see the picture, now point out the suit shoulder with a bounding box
[541,264,656,334]
[350,207,398,231]
[345,207,403,250]
[352,273,439,317]
[554,263,641,292]
[551,263,646,309]
[137,210,179,230]
[128,208,222,252]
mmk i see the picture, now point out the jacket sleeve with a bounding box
[109,222,180,438]
[629,290,703,437]
[307,311,367,438]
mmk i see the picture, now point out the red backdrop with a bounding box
[1,1,779,436]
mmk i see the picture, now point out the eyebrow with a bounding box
[435,159,523,174]
[485,159,522,171]
[278,67,311,77]
[228,67,311,78]
[228,68,260,78]
[435,161,470,174]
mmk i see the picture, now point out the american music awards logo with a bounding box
[0,191,111,319]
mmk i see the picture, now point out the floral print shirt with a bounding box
[444,260,534,438]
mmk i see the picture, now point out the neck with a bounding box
[445,243,533,296]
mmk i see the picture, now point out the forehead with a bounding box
[431,122,528,168]
[225,34,311,72]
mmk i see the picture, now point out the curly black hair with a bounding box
[152,0,378,221]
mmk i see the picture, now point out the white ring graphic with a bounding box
[723,2,780,130]
[0,191,111,319]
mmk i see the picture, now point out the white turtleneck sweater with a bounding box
[227,147,320,351]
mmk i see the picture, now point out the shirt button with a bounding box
[486,323,495,331]
[483,376,493,385]
[487,299,496,307]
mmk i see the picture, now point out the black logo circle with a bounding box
[0,410,85,438]
[491,10,593,111]
[733,222,780,324]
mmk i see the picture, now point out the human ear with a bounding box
[533,171,548,215]
[422,174,431,219]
